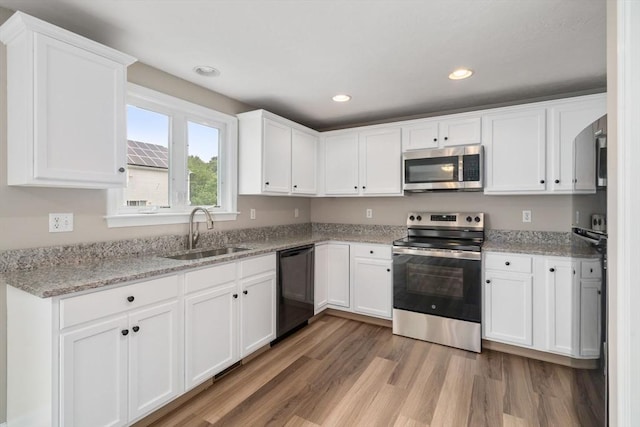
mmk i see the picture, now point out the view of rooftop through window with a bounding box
[125,105,220,209]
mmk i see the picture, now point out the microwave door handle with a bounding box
[458,156,464,182]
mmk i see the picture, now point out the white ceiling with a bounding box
[0,0,606,130]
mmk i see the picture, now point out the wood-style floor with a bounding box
[149,315,604,427]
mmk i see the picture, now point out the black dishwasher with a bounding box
[274,244,314,341]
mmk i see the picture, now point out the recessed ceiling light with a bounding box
[332,94,352,102]
[448,68,474,80]
[193,65,220,77]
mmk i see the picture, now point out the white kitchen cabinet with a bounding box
[580,260,602,357]
[548,95,607,193]
[60,315,128,427]
[0,12,135,188]
[351,244,392,319]
[325,243,351,308]
[323,132,361,195]
[483,106,547,194]
[544,258,578,356]
[239,254,276,357]
[483,270,534,347]
[238,109,319,195]
[58,275,181,427]
[184,263,238,390]
[314,244,329,313]
[483,93,606,195]
[483,251,603,360]
[128,300,180,421]
[323,127,402,196]
[401,114,481,151]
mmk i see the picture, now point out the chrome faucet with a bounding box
[189,207,214,250]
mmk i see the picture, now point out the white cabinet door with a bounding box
[240,272,276,357]
[184,283,238,390]
[314,244,329,313]
[483,272,533,346]
[545,259,578,355]
[262,118,292,193]
[326,243,351,308]
[402,120,439,150]
[483,108,547,194]
[324,132,360,195]
[352,257,392,318]
[439,116,482,146]
[60,315,129,427]
[128,300,181,421]
[359,127,402,195]
[548,95,606,193]
[580,279,602,357]
[0,13,134,188]
[291,129,318,194]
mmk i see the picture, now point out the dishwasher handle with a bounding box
[279,245,314,258]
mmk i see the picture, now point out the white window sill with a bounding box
[105,211,239,228]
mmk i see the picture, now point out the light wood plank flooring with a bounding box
[149,315,604,426]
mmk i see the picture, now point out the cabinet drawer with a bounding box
[185,262,236,294]
[581,260,602,279]
[239,253,276,278]
[351,244,392,260]
[484,252,532,274]
[60,275,179,329]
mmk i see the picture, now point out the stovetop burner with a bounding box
[393,211,485,252]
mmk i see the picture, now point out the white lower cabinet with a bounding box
[483,271,533,346]
[351,244,392,319]
[483,251,602,359]
[58,276,181,427]
[239,268,276,357]
[60,315,128,427]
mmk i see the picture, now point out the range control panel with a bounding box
[406,212,484,229]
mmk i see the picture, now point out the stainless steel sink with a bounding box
[164,246,250,260]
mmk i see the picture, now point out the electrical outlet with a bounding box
[250,208,256,220]
[49,213,74,232]
[522,210,532,223]
[366,208,373,219]
[575,210,580,225]
[294,208,299,218]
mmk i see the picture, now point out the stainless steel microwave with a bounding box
[403,145,483,192]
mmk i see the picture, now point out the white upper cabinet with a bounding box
[238,110,318,196]
[548,95,607,193]
[401,114,481,151]
[0,12,136,188]
[483,106,547,193]
[323,127,402,196]
[483,93,606,195]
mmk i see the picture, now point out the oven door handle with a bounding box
[392,246,482,261]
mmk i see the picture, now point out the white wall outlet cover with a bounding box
[366,208,373,219]
[294,208,299,218]
[522,210,532,223]
[250,208,256,220]
[49,213,74,232]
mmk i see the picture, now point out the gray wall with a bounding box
[311,192,604,232]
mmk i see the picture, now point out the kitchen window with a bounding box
[106,83,238,227]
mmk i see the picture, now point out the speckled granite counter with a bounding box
[483,230,600,258]
[0,228,403,298]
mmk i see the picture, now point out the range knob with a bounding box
[466,216,473,222]
[416,215,422,221]
[474,216,481,223]
[409,215,415,221]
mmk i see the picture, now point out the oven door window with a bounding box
[405,156,459,183]
[393,253,481,323]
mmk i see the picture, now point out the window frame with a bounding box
[106,83,238,228]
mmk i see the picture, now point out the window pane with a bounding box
[187,121,220,207]
[125,106,170,208]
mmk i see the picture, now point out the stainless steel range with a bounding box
[392,212,484,352]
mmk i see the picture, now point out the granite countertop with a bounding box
[482,240,600,258]
[0,232,400,298]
